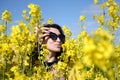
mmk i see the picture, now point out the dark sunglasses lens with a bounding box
[50,32,58,40]
[59,35,65,43]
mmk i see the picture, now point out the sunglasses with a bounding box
[49,32,65,43]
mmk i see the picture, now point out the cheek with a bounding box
[46,39,54,48]
[46,39,61,52]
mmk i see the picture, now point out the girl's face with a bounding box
[45,27,63,53]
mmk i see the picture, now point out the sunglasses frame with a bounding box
[49,32,65,43]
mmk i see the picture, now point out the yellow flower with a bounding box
[28,3,42,26]
[24,60,29,66]
[100,3,106,9]
[28,3,41,18]
[47,18,54,24]
[10,66,18,72]
[108,6,114,13]
[97,15,104,25]
[22,9,27,14]
[78,31,88,40]
[0,25,6,32]
[108,0,114,2]
[62,25,72,39]
[1,10,12,23]
[57,61,67,70]
[105,2,110,7]
[80,15,86,21]
[94,0,98,4]
[0,33,7,39]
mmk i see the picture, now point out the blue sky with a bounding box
[0,0,120,39]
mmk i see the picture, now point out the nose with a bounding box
[56,37,61,42]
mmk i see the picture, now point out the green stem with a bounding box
[5,21,7,36]
[114,63,119,80]
[30,53,33,76]
[22,46,27,74]
[36,29,43,80]
[3,67,5,80]
[3,53,7,80]
[18,43,21,68]
[2,57,5,80]
[80,21,84,32]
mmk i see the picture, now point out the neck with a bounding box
[47,52,57,63]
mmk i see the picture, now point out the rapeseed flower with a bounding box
[28,3,41,18]
[0,25,6,32]
[62,25,72,39]
[97,15,104,25]
[94,0,98,4]
[1,10,12,23]
[80,15,86,21]
[47,18,54,24]
[28,3,42,25]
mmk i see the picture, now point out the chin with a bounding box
[53,48,61,52]
[49,47,61,52]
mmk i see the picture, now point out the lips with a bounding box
[55,44,61,47]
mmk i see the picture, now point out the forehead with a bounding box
[49,27,60,35]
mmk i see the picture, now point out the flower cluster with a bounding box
[1,10,12,23]
[94,0,120,30]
